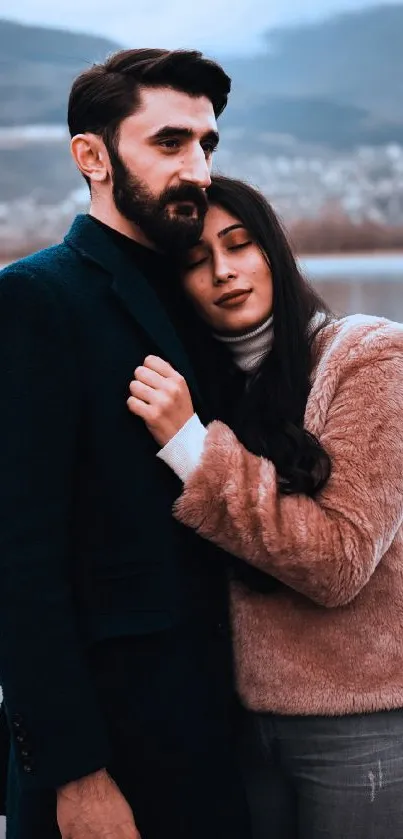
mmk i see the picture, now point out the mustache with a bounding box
[159,184,208,214]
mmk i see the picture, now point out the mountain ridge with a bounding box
[1,7,402,201]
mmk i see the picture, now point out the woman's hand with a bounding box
[127,356,195,448]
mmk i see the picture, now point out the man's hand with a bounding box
[127,355,195,448]
[57,768,141,838]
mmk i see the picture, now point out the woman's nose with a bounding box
[213,254,237,285]
[213,266,237,285]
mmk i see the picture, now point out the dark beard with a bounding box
[110,151,208,252]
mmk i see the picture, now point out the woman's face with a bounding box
[181,204,273,335]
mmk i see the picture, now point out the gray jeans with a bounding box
[238,708,403,839]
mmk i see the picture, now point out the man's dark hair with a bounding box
[68,48,231,158]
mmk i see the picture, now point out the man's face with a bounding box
[109,87,219,251]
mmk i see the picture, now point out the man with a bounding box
[0,49,251,839]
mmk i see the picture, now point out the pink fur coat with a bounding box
[174,315,403,715]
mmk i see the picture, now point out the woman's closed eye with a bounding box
[186,255,208,269]
[185,240,253,270]
[185,247,209,269]
[227,240,252,251]
[185,229,255,268]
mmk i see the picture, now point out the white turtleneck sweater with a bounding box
[157,316,274,482]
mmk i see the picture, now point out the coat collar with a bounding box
[64,214,202,404]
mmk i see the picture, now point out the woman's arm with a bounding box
[173,352,403,608]
[157,413,208,482]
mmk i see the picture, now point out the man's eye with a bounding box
[202,143,217,157]
[160,139,180,150]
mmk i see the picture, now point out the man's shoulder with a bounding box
[1,239,75,278]
[0,238,86,302]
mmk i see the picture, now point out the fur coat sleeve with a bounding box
[173,317,403,608]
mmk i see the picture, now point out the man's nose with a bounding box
[179,147,211,188]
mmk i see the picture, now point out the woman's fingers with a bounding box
[127,356,195,448]
[129,379,155,403]
[127,395,151,420]
[142,355,177,378]
[134,365,165,390]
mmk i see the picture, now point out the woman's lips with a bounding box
[215,289,252,308]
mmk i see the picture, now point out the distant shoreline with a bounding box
[299,249,403,259]
[1,250,403,286]
[2,249,403,266]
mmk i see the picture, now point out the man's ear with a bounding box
[70,133,110,184]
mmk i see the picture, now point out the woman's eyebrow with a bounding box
[217,224,246,238]
[196,224,248,246]
[197,224,247,245]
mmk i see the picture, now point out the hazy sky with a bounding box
[6,0,403,54]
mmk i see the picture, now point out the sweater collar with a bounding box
[214,315,274,373]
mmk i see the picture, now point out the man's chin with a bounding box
[163,218,204,249]
[167,203,198,220]
[122,210,204,251]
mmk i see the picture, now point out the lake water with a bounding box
[1,252,403,321]
[298,253,403,322]
[300,253,403,279]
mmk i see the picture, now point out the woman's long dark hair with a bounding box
[204,175,333,497]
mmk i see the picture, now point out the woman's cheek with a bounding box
[194,276,212,306]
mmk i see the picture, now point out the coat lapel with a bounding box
[110,261,202,403]
[65,214,203,405]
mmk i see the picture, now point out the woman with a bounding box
[127,176,403,838]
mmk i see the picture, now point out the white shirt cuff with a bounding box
[157,413,208,483]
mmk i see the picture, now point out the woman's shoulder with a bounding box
[313,313,403,374]
[305,314,403,434]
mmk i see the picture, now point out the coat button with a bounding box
[22,763,33,774]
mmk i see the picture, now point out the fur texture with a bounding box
[174,315,403,714]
